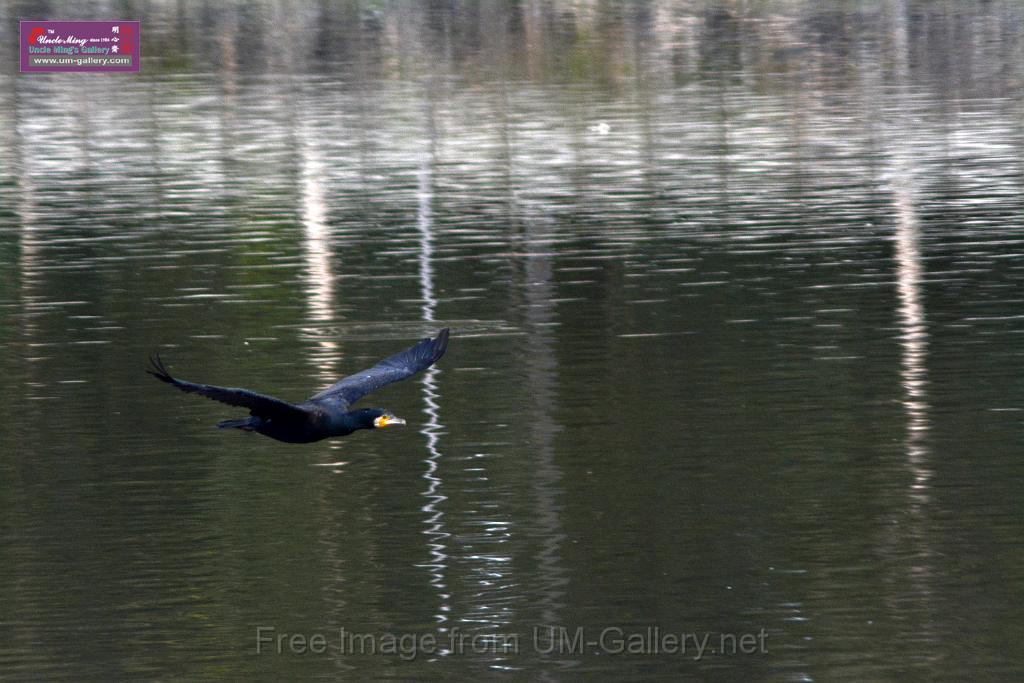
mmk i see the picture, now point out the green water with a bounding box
[1,1,1023,680]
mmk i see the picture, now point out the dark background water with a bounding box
[1,1,1023,680]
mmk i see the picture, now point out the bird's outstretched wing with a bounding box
[310,328,450,406]
[148,355,311,420]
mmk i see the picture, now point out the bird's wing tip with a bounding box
[432,328,450,361]
[147,353,174,382]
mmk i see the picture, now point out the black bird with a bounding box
[148,328,449,443]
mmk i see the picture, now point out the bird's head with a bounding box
[370,409,406,429]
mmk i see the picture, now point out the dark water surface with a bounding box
[1,1,1023,680]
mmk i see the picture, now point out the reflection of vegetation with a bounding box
[74,1,1018,98]
[1,1,1023,679]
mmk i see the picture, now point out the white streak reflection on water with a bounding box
[416,97,452,641]
[298,100,341,384]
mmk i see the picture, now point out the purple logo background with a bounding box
[20,20,140,73]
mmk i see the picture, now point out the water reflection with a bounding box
[15,109,39,330]
[893,182,931,488]
[884,0,933,497]
[516,215,570,670]
[415,90,452,638]
[297,101,341,382]
[882,1,938,669]
[1,2,1023,681]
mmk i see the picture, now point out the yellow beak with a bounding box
[374,415,407,428]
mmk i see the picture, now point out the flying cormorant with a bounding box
[148,328,450,443]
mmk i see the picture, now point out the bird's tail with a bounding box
[217,417,254,431]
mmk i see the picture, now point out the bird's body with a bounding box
[217,406,388,443]
[148,329,449,443]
